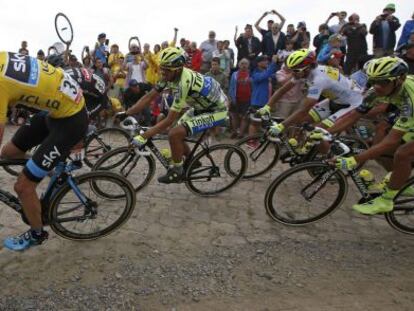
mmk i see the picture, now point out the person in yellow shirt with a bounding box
[108,44,124,72]
[143,43,159,85]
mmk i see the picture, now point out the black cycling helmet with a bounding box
[46,54,65,68]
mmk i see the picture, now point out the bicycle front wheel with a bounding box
[235,134,280,179]
[265,162,348,225]
[84,127,131,167]
[48,171,136,240]
[185,144,247,196]
[385,178,414,235]
[93,146,155,193]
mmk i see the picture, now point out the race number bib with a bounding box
[60,73,82,103]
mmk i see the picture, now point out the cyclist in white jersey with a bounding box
[257,49,363,135]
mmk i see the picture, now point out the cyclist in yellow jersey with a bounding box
[117,47,228,183]
[0,51,88,251]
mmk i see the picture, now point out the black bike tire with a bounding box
[385,177,414,235]
[235,133,280,179]
[54,13,74,45]
[185,144,247,196]
[83,127,131,168]
[93,146,156,193]
[264,161,348,225]
[48,171,136,240]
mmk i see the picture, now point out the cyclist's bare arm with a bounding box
[282,97,317,128]
[355,129,404,163]
[327,109,362,134]
[126,89,159,115]
[142,110,180,139]
[267,80,295,110]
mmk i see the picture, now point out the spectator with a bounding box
[399,43,414,74]
[397,12,414,47]
[125,44,140,65]
[179,38,186,49]
[143,43,159,85]
[68,55,80,68]
[94,33,109,64]
[286,24,296,41]
[122,79,153,125]
[212,41,231,76]
[369,3,401,57]
[273,65,305,119]
[325,11,348,53]
[19,41,29,55]
[200,31,218,73]
[154,44,161,55]
[235,24,261,66]
[82,55,93,69]
[125,53,147,85]
[110,55,127,98]
[108,44,124,72]
[275,40,294,65]
[92,58,112,93]
[254,11,274,37]
[291,22,310,50]
[186,42,202,72]
[223,40,235,70]
[317,34,342,64]
[262,21,287,58]
[36,50,45,61]
[206,57,229,94]
[248,55,278,139]
[161,28,178,50]
[313,24,331,55]
[341,13,368,74]
[228,58,251,138]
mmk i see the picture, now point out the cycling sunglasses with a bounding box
[291,66,310,73]
[160,66,182,72]
[368,78,396,86]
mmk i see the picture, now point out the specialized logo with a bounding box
[5,52,39,86]
[42,146,61,169]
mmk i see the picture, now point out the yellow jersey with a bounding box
[0,51,85,123]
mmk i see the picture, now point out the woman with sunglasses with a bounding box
[333,57,413,215]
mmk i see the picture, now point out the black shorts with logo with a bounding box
[12,108,88,182]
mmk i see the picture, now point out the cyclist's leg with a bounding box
[1,111,49,159]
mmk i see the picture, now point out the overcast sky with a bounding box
[0,0,412,57]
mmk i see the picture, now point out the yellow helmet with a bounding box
[285,49,316,69]
[365,56,408,80]
[159,47,186,68]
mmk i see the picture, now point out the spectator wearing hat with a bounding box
[36,50,45,61]
[94,33,109,65]
[313,24,332,56]
[341,13,368,74]
[228,58,251,138]
[397,12,414,47]
[248,55,278,139]
[291,22,310,50]
[19,41,29,55]
[369,3,401,57]
[200,31,218,73]
[122,79,153,125]
[235,24,262,67]
[317,34,342,64]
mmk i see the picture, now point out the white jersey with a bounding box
[301,65,363,107]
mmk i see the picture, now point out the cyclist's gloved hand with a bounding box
[154,80,167,92]
[115,111,128,122]
[269,122,285,137]
[335,156,357,170]
[309,129,324,141]
[257,105,271,116]
[132,134,148,151]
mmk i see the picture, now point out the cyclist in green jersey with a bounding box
[335,57,413,215]
[117,47,228,183]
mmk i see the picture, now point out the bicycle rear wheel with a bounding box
[93,146,155,193]
[265,162,348,225]
[185,144,247,196]
[49,171,136,240]
[385,178,414,235]
[235,134,280,179]
[84,127,131,167]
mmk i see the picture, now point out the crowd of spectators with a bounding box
[12,4,414,138]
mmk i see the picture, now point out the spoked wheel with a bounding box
[185,144,247,196]
[0,158,28,177]
[265,162,348,225]
[49,171,136,240]
[235,134,279,179]
[385,178,414,235]
[84,127,130,168]
[92,146,155,193]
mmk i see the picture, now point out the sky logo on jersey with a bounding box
[5,52,39,86]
